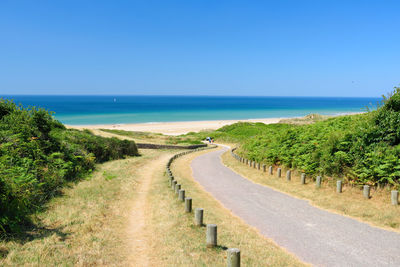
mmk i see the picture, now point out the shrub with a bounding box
[208,87,400,188]
[0,99,138,233]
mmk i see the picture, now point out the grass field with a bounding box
[0,150,163,266]
[222,150,400,232]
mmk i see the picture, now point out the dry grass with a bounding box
[0,145,310,266]
[222,150,400,232]
[0,150,163,266]
[146,149,308,266]
[98,129,201,145]
[278,114,330,125]
[98,129,167,144]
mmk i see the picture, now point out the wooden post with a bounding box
[172,180,177,190]
[175,184,181,195]
[195,208,203,226]
[391,190,399,205]
[185,197,192,212]
[178,189,185,201]
[277,168,281,178]
[286,170,291,181]
[262,164,266,172]
[316,176,322,188]
[206,224,217,248]
[363,185,370,199]
[227,248,240,267]
[336,180,342,193]
[301,173,306,184]
[269,166,273,175]
[169,176,173,186]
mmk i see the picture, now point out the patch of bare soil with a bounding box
[126,153,171,266]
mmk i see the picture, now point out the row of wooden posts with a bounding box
[231,148,399,205]
[166,145,241,267]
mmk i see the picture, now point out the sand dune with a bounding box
[67,117,284,135]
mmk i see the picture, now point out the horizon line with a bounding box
[0,94,382,99]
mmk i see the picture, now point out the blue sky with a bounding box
[0,0,399,97]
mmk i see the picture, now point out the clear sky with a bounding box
[0,0,399,97]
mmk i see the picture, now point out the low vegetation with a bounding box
[100,129,203,145]
[278,113,330,125]
[186,88,400,188]
[0,150,160,266]
[0,100,138,233]
[222,151,400,231]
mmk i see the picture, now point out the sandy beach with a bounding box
[67,117,284,135]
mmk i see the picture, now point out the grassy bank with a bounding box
[100,129,202,145]
[0,100,138,233]
[184,88,400,189]
[0,150,161,266]
[222,151,400,231]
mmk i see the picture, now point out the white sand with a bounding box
[67,117,285,135]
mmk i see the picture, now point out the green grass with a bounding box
[181,88,400,188]
[0,100,138,233]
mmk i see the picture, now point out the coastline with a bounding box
[66,112,364,136]
[67,117,284,135]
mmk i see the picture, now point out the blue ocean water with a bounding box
[1,95,380,125]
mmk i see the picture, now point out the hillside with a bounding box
[0,100,139,233]
[189,88,400,188]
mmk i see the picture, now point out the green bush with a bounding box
[206,87,400,188]
[0,99,138,233]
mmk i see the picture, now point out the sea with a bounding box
[1,95,380,125]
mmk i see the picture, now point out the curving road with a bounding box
[191,146,400,267]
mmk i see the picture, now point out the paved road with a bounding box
[191,146,400,267]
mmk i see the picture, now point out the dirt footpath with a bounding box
[126,152,172,266]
